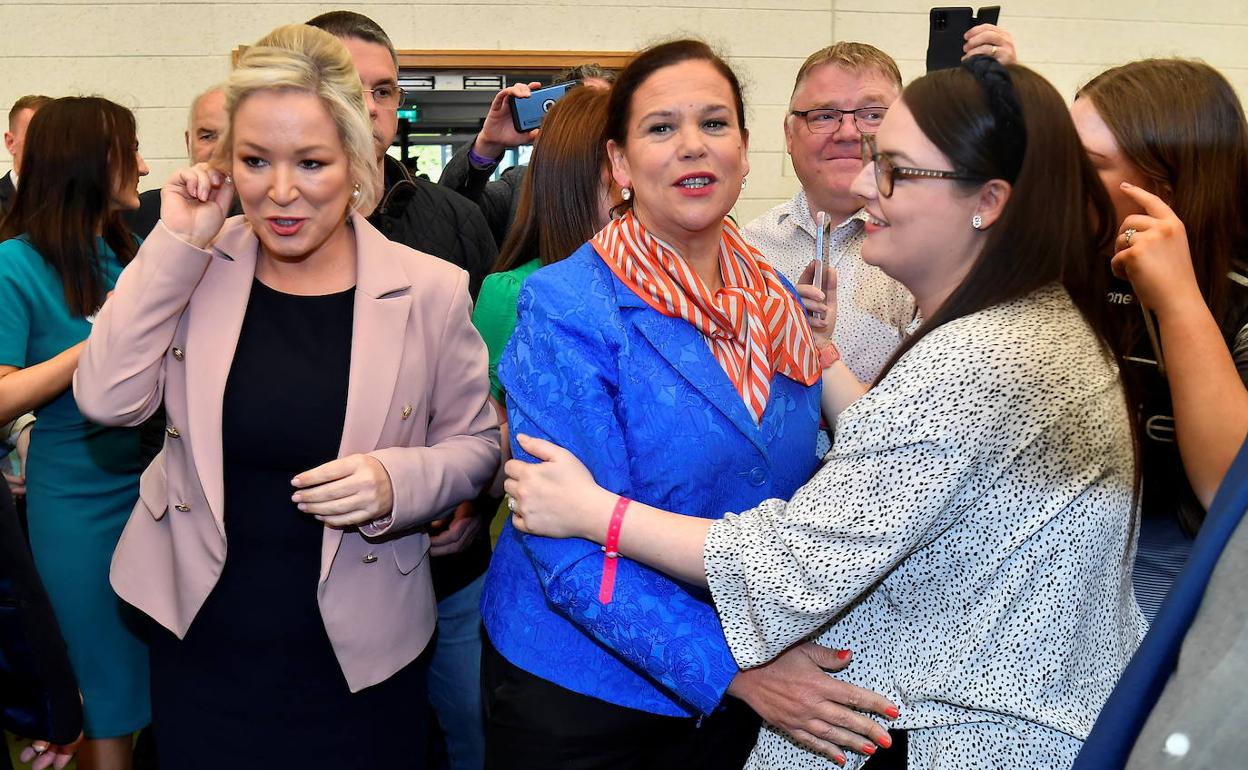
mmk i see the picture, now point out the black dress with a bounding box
[148,279,426,769]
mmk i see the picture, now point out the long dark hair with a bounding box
[1079,59,1248,338]
[495,86,611,272]
[876,61,1118,382]
[604,39,747,218]
[0,97,139,317]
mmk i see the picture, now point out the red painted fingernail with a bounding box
[861,743,877,756]
[834,755,846,766]
[836,648,851,661]
[878,733,893,749]
[885,707,900,719]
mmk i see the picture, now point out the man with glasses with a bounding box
[745,43,915,385]
[309,10,496,299]
[306,12,498,770]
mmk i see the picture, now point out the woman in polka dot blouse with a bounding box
[505,59,1145,770]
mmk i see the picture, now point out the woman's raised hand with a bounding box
[505,434,614,541]
[161,163,234,249]
[963,23,1018,65]
[1111,182,1205,319]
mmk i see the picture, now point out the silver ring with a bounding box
[506,496,516,512]
[1124,227,1136,247]
[32,746,48,756]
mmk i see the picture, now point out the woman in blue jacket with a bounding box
[479,39,896,770]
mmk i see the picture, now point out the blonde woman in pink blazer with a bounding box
[72,24,499,769]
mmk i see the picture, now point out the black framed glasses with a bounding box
[791,106,888,133]
[860,134,983,198]
[364,84,407,110]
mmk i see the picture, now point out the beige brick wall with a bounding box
[1,1,1244,225]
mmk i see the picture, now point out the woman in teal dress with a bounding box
[471,85,617,406]
[0,96,150,770]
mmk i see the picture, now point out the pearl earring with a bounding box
[741,177,748,190]
[971,214,983,230]
[351,183,361,201]
[621,187,632,201]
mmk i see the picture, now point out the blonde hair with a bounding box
[218,24,377,213]
[791,42,902,102]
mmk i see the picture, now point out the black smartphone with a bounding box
[926,6,1002,72]
[509,80,580,133]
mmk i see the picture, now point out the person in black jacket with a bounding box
[1,480,82,770]
[306,12,500,770]
[307,11,496,300]
[2,96,53,220]
[438,65,613,248]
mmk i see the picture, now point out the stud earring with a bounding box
[741,176,748,190]
[351,183,361,201]
[971,213,983,230]
[621,187,632,201]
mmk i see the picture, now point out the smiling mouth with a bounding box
[864,212,887,227]
[676,176,714,189]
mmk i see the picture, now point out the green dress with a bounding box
[0,236,149,738]
[470,258,541,401]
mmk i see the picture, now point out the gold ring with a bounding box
[1124,228,1136,247]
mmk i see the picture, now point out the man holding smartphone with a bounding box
[744,29,1016,386]
[438,65,613,247]
[743,43,915,385]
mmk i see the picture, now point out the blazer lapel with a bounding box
[616,282,767,453]
[321,215,413,580]
[185,218,256,535]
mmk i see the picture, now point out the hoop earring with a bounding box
[971,213,983,230]
[621,187,632,201]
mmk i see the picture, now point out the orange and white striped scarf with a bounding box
[592,211,819,424]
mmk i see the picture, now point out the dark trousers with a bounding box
[482,634,759,770]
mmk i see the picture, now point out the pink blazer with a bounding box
[74,214,500,692]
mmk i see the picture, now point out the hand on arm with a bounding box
[1111,182,1248,506]
[506,433,714,587]
[473,82,542,160]
[505,434,900,757]
[963,24,1018,64]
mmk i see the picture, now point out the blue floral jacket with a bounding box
[481,242,822,717]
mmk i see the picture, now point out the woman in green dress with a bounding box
[471,84,618,411]
[0,96,150,770]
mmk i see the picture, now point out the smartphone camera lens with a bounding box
[934,11,947,30]
[542,99,557,113]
